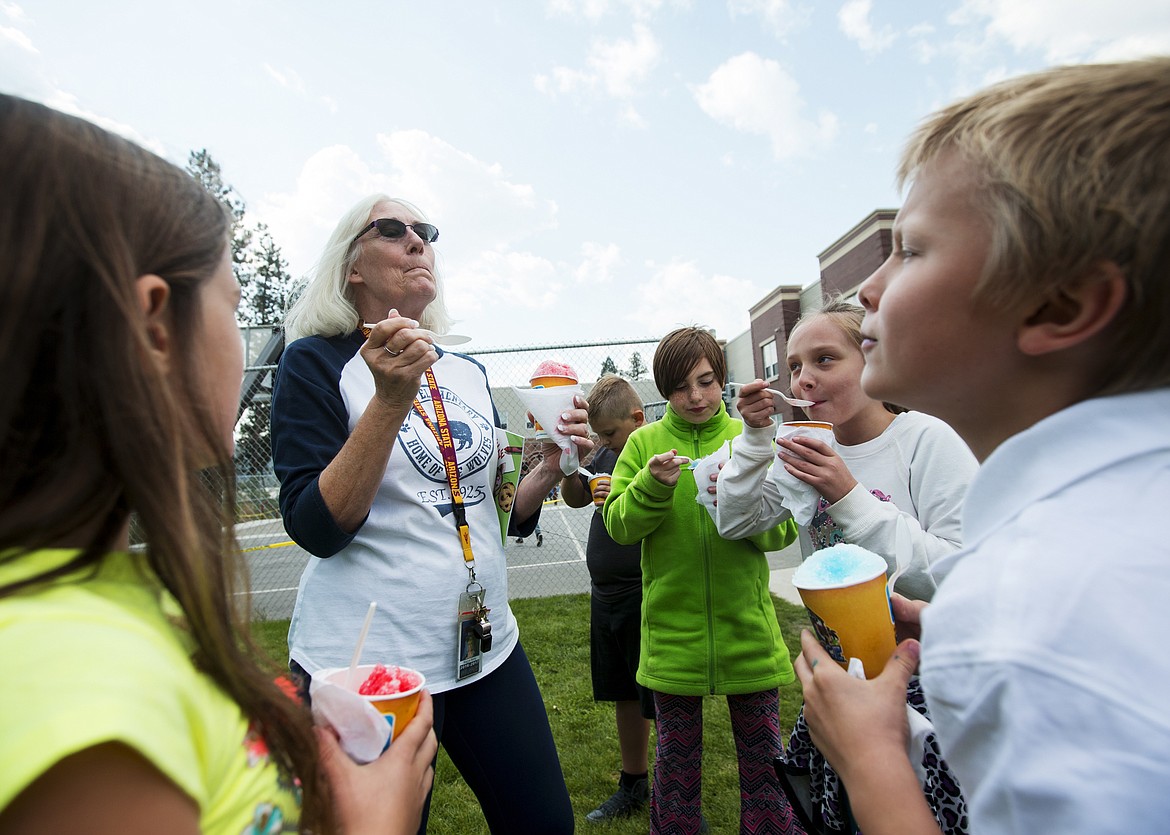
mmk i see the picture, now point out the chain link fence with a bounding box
[226,331,713,621]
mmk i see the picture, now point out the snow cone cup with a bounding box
[792,544,895,678]
[781,420,833,432]
[531,374,578,389]
[323,664,425,743]
[588,474,611,507]
[528,361,579,436]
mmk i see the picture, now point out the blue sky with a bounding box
[4,0,1169,348]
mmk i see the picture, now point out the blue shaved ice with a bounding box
[792,543,887,590]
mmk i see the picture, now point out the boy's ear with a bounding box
[632,409,646,427]
[136,274,172,371]
[1017,261,1127,357]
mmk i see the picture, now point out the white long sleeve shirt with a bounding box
[716,411,976,601]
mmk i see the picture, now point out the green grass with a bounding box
[251,594,809,833]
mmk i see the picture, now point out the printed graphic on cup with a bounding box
[588,473,611,507]
[792,543,895,678]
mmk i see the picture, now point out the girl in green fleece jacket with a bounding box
[603,326,804,835]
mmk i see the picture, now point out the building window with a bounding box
[762,339,779,380]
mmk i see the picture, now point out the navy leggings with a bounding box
[293,642,573,834]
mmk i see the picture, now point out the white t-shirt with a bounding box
[923,388,1170,832]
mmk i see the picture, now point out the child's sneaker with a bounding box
[585,775,649,822]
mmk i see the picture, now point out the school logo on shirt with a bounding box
[400,385,495,515]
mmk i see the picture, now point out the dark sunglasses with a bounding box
[352,218,440,245]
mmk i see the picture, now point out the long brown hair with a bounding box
[0,95,329,829]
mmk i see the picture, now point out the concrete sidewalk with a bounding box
[766,538,805,606]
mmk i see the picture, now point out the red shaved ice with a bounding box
[530,360,577,382]
[358,664,422,696]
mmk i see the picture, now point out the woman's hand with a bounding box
[647,449,688,486]
[317,690,438,835]
[361,310,439,409]
[776,435,857,504]
[736,380,776,429]
[537,394,594,476]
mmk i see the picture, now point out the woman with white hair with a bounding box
[271,195,582,833]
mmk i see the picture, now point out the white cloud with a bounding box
[957,0,1170,62]
[0,23,34,52]
[546,0,666,21]
[693,52,838,159]
[40,90,167,157]
[534,23,660,125]
[449,249,564,320]
[573,242,622,285]
[534,65,596,96]
[727,0,810,39]
[536,23,661,105]
[838,0,896,54]
[626,259,759,339]
[263,63,339,114]
[593,23,661,97]
[254,131,559,330]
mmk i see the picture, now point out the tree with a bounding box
[599,356,619,377]
[627,351,648,381]
[187,150,292,480]
[246,222,291,326]
[186,150,252,289]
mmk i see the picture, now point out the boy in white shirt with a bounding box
[795,58,1170,834]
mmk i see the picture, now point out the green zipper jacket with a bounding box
[602,402,798,695]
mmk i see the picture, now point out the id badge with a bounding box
[457,589,484,681]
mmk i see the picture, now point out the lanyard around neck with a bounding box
[411,368,476,573]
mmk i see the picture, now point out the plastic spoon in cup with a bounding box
[577,466,596,479]
[345,601,378,690]
[362,323,471,346]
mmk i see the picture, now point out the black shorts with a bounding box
[590,590,655,720]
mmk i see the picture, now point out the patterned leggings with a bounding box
[651,689,804,835]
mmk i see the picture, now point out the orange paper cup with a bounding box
[782,420,833,431]
[324,664,425,743]
[792,545,895,678]
[588,474,611,507]
[529,375,577,433]
[530,374,577,389]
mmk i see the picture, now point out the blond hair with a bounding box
[284,194,453,342]
[898,57,1170,395]
[588,374,642,424]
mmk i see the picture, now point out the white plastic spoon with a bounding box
[765,388,815,408]
[362,323,471,346]
[727,382,814,408]
[344,601,378,690]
